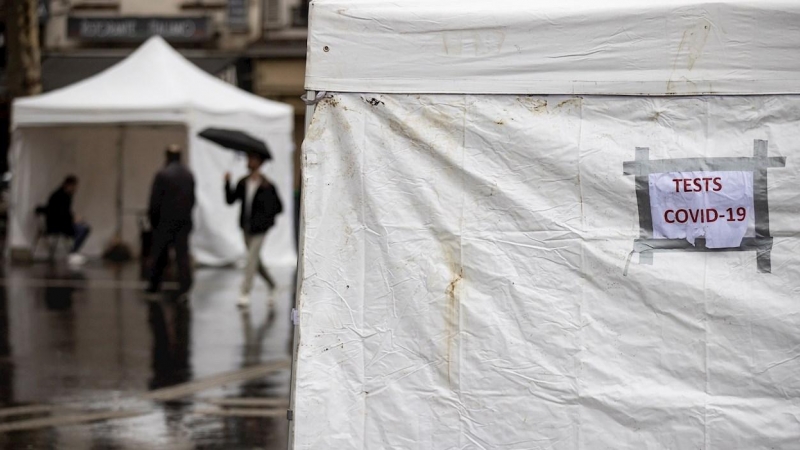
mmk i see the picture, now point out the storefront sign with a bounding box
[68,17,212,42]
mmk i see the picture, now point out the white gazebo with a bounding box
[10,36,296,267]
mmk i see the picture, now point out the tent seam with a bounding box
[359,95,369,450]
[457,93,468,448]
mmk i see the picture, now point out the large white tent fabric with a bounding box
[293,1,800,449]
[10,37,296,267]
[306,0,800,95]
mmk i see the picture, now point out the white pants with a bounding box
[242,233,273,295]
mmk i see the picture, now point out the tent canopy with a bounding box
[306,0,800,95]
[15,36,293,127]
[10,37,296,267]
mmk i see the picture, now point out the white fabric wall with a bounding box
[295,93,800,449]
[9,125,185,257]
[189,113,296,268]
[9,121,296,268]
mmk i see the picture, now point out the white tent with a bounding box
[293,1,800,449]
[10,36,296,267]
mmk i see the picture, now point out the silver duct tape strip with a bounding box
[623,156,786,175]
[752,139,774,240]
[634,237,774,273]
[623,139,786,273]
[633,147,654,265]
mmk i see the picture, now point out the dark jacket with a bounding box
[225,176,282,234]
[149,161,196,229]
[46,188,75,235]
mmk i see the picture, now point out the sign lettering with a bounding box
[68,17,211,42]
[649,171,754,248]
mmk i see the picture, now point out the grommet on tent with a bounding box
[301,91,328,106]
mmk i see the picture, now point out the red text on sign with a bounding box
[665,207,747,224]
[672,177,723,193]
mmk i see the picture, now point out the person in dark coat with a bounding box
[225,152,282,308]
[46,175,91,265]
[147,145,195,298]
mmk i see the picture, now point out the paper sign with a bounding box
[649,171,755,248]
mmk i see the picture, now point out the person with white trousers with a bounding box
[225,152,283,308]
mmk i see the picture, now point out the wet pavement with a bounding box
[0,261,295,449]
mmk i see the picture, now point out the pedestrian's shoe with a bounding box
[237,294,250,308]
[67,253,87,266]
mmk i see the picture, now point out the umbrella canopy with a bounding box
[198,128,272,160]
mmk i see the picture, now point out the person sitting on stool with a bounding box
[46,175,91,266]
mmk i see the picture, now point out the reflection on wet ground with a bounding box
[0,262,294,449]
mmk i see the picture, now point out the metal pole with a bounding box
[287,89,316,450]
[116,125,126,240]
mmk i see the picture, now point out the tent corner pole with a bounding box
[287,89,316,450]
[116,125,126,242]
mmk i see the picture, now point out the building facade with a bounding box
[40,0,309,189]
[44,0,308,51]
[42,0,307,88]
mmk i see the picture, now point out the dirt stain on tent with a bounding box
[667,20,711,93]
[555,98,581,110]
[441,30,506,56]
[650,111,662,122]
[388,105,462,153]
[444,263,462,387]
[363,96,385,107]
[517,97,547,114]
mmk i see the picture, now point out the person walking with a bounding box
[46,175,91,266]
[225,152,282,308]
[146,145,195,300]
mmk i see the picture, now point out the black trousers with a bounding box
[148,221,192,295]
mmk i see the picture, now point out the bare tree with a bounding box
[4,0,42,98]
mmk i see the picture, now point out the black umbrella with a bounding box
[198,128,272,160]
